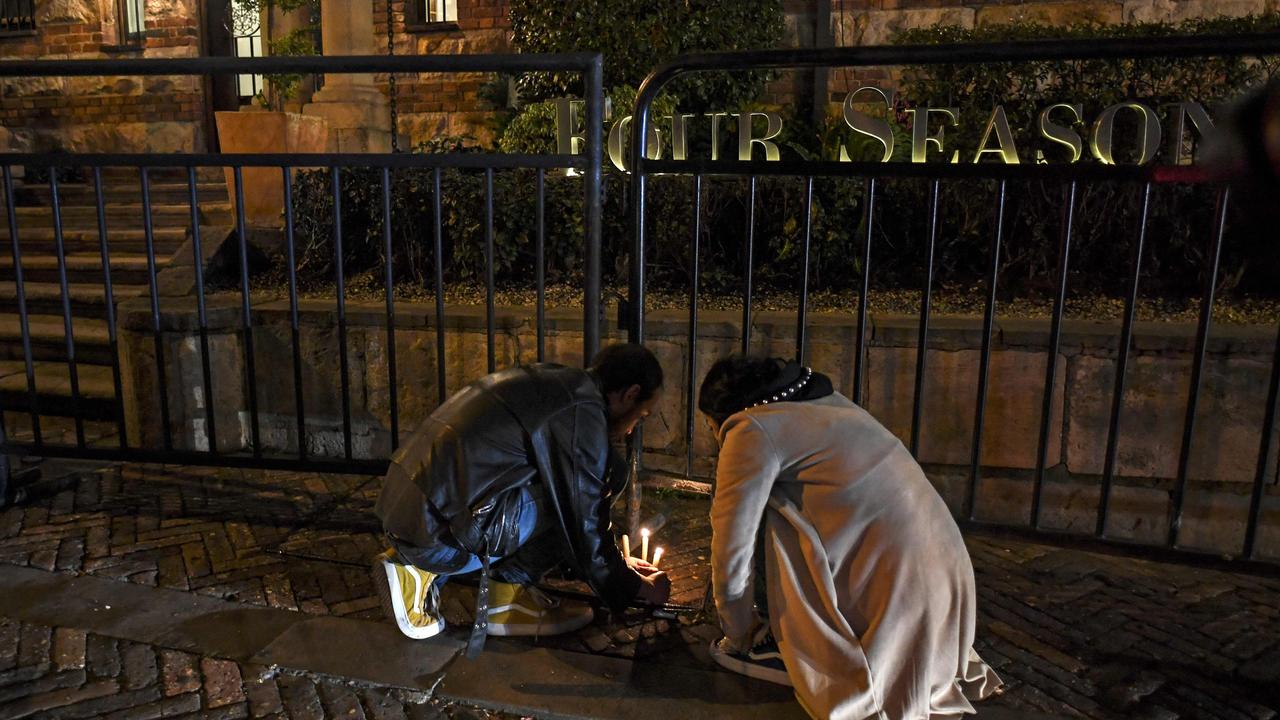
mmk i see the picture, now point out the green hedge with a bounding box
[289,13,1280,301]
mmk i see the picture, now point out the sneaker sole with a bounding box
[372,558,444,640]
[709,640,793,686]
[485,606,594,637]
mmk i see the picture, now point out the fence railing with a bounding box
[0,52,604,479]
[627,33,1280,569]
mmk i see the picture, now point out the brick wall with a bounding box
[0,0,206,154]
[373,0,512,147]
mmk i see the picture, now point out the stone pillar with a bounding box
[302,0,391,152]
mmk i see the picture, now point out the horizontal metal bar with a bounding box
[0,52,603,77]
[0,442,389,475]
[639,33,1280,78]
[639,158,1208,182]
[0,152,588,170]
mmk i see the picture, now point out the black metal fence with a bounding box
[0,53,603,480]
[627,34,1280,569]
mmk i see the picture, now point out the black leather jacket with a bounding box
[374,364,642,610]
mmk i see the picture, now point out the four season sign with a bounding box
[554,88,1216,171]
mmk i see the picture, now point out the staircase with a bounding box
[0,167,231,444]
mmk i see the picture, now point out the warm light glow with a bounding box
[651,547,664,567]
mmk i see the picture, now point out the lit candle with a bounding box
[640,528,650,562]
[622,534,631,558]
[651,546,664,567]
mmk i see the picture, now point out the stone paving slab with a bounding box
[437,643,805,720]
[2,460,1280,719]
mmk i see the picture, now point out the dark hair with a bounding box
[590,343,664,401]
[698,355,785,424]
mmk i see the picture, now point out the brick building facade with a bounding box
[0,0,210,155]
[0,0,1272,154]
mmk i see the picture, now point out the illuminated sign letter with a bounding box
[606,115,662,173]
[669,113,695,161]
[555,98,587,176]
[973,105,1020,164]
[1167,102,1215,166]
[1037,103,1084,163]
[737,111,783,161]
[905,106,960,163]
[1090,102,1162,166]
[706,112,729,161]
[840,86,895,163]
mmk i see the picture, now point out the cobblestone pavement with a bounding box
[1,461,1278,719]
[0,617,527,719]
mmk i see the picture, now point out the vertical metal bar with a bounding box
[685,174,703,479]
[852,177,875,405]
[1169,189,1230,548]
[93,168,127,449]
[232,167,262,458]
[283,167,307,459]
[910,179,941,457]
[741,176,757,355]
[49,171,85,447]
[187,167,217,454]
[432,167,446,404]
[332,167,353,461]
[381,167,399,450]
[583,55,603,363]
[796,176,814,364]
[140,168,173,452]
[4,166,41,445]
[966,180,1008,521]
[1032,182,1077,528]
[1098,183,1152,537]
[535,168,546,363]
[485,167,496,374]
[1244,321,1280,559]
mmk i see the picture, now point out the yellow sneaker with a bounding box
[373,549,445,640]
[485,581,594,637]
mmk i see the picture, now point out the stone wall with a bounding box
[117,297,1280,558]
[373,0,512,148]
[0,0,206,154]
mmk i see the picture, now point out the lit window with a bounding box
[119,0,145,42]
[409,0,457,25]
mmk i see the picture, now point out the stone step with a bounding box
[15,181,229,206]
[0,359,118,419]
[0,312,115,364]
[0,226,188,254]
[0,201,232,227]
[0,279,146,317]
[0,252,161,286]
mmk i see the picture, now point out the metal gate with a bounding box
[0,52,603,483]
[627,33,1280,570]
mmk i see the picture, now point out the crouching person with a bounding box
[699,356,1003,719]
[372,343,671,648]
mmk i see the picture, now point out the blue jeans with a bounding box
[394,486,548,582]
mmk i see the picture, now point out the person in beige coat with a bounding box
[698,356,1002,720]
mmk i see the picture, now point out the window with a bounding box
[407,0,458,27]
[0,0,36,34]
[118,0,145,43]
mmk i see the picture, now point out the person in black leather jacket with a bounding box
[372,343,670,645]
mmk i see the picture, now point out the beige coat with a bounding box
[712,393,1002,720]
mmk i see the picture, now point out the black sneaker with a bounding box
[709,626,792,686]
